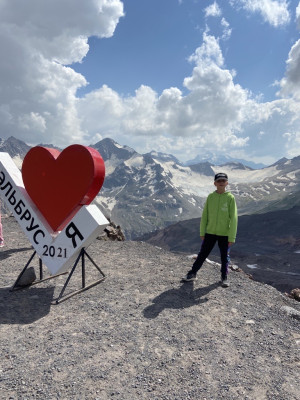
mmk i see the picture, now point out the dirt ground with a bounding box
[0,216,299,400]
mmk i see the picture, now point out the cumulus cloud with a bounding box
[204,3,231,41]
[0,0,124,146]
[72,0,300,164]
[283,131,300,158]
[0,0,299,163]
[78,33,256,153]
[230,0,290,27]
[76,25,300,161]
[297,2,300,28]
[204,2,222,18]
[279,39,300,99]
[221,18,232,40]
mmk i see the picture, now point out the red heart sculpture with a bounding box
[22,145,105,232]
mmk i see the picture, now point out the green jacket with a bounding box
[200,191,238,243]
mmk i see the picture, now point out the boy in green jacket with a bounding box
[183,172,238,287]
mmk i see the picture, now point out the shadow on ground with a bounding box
[143,281,220,319]
[0,286,54,324]
[0,247,32,261]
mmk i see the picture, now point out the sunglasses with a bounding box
[215,179,227,183]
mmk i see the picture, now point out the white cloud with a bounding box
[279,39,300,99]
[0,0,299,164]
[187,34,224,68]
[18,112,46,132]
[0,0,124,146]
[231,0,290,27]
[77,27,300,162]
[221,18,232,40]
[204,3,231,41]
[297,2,300,29]
[283,131,300,158]
[204,2,222,18]
[78,33,256,155]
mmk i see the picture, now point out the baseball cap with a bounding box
[214,172,228,182]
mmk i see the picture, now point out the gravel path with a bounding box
[0,216,300,400]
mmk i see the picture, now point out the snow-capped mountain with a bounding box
[0,136,31,168]
[146,151,182,165]
[185,151,266,169]
[1,136,299,239]
[91,139,300,238]
[91,140,208,238]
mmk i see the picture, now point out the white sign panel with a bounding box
[0,152,108,275]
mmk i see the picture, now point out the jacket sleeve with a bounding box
[200,198,208,237]
[228,196,238,243]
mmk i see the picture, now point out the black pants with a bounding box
[191,234,229,280]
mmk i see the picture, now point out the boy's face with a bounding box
[214,179,228,190]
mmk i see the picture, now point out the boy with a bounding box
[183,172,237,287]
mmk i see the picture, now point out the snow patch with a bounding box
[105,154,123,175]
[247,264,258,269]
[286,170,300,180]
[125,155,145,168]
[96,196,116,212]
[12,155,23,169]
[211,165,278,184]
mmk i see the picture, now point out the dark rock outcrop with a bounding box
[97,218,125,241]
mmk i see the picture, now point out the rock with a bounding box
[230,264,240,271]
[16,266,36,287]
[280,306,300,320]
[97,218,125,241]
[289,288,300,302]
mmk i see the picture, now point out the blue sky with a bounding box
[74,0,298,102]
[0,0,300,165]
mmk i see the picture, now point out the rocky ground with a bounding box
[0,216,300,400]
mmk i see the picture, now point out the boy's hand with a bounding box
[200,236,205,240]
[228,242,234,247]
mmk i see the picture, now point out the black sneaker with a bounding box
[221,277,229,287]
[182,271,197,282]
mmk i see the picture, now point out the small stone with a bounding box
[16,267,36,287]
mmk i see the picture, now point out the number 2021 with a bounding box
[42,245,67,258]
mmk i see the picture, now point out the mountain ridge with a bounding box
[1,136,300,240]
[184,151,266,169]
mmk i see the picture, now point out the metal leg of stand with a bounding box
[82,250,85,289]
[84,250,106,277]
[10,248,106,303]
[39,258,43,280]
[54,249,84,304]
[53,248,106,305]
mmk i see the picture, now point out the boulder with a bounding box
[16,266,36,287]
[97,218,125,241]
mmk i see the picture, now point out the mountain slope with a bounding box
[137,206,300,292]
[92,138,300,238]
